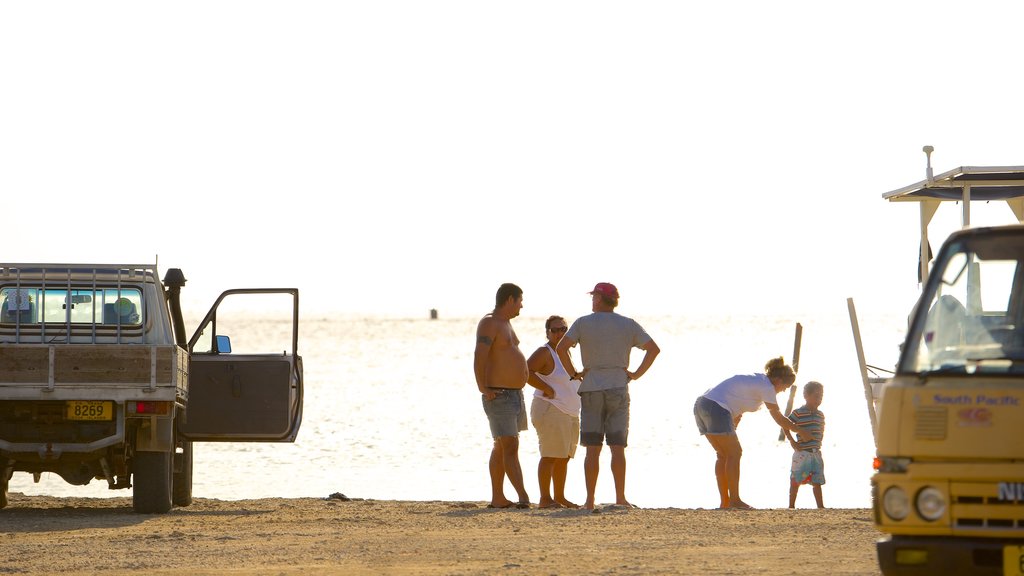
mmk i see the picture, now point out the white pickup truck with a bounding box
[0,263,303,513]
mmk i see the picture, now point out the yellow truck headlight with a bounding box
[883,486,910,521]
[915,486,946,521]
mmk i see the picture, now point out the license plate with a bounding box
[1005,545,1024,576]
[66,401,113,421]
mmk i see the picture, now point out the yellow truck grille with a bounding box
[952,482,1024,531]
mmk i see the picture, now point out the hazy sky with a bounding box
[3,2,1023,319]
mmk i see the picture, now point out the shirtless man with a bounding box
[475,283,540,509]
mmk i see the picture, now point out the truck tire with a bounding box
[172,439,193,507]
[133,451,173,514]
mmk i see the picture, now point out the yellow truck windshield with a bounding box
[902,232,1024,375]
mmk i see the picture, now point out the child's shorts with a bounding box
[791,449,826,485]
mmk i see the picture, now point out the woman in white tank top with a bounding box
[526,315,583,509]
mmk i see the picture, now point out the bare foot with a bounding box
[583,499,596,511]
[537,497,559,509]
[487,499,515,509]
[728,501,754,510]
[614,500,636,509]
[555,498,579,509]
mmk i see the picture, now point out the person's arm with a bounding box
[555,337,582,380]
[526,346,555,398]
[474,318,498,400]
[767,402,804,435]
[784,429,799,449]
[786,410,805,448]
[626,340,660,381]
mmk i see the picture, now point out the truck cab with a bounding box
[872,162,1024,575]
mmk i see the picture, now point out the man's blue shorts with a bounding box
[482,388,527,438]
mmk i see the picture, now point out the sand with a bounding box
[0,493,882,575]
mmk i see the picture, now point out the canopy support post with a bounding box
[847,297,879,447]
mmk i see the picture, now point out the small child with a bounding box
[785,381,825,508]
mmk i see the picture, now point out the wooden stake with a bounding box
[778,322,802,441]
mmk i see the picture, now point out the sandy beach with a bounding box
[0,493,882,575]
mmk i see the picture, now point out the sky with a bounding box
[3,2,1024,320]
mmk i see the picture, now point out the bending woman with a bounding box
[693,356,806,509]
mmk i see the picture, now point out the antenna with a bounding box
[923,145,934,182]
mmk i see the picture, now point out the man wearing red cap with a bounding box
[555,282,660,510]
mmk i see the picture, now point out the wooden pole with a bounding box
[778,322,802,441]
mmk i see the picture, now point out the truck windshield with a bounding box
[0,286,143,326]
[902,233,1024,375]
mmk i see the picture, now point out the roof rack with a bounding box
[882,148,1024,285]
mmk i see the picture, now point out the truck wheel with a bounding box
[172,439,193,507]
[133,451,173,514]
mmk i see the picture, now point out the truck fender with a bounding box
[135,416,174,452]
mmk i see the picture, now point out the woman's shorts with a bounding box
[530,398,580,459]
[693,395,734,435]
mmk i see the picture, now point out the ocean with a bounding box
[8,310,909,510]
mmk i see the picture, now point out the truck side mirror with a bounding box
[215,335,232,354]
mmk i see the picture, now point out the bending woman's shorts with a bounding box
[693,395,734,435]
[482,388,527,438]
[530,398,580,459]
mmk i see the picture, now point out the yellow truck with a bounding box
[0,264,303,513]
[873,160,1024,575]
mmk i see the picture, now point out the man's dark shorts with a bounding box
[580,387,629,447]
[481,388,527,438]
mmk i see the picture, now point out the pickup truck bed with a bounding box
[0,345,187,397]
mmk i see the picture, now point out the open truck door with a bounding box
[179,288,303,442]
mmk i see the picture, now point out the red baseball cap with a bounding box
[589,282,619,298]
